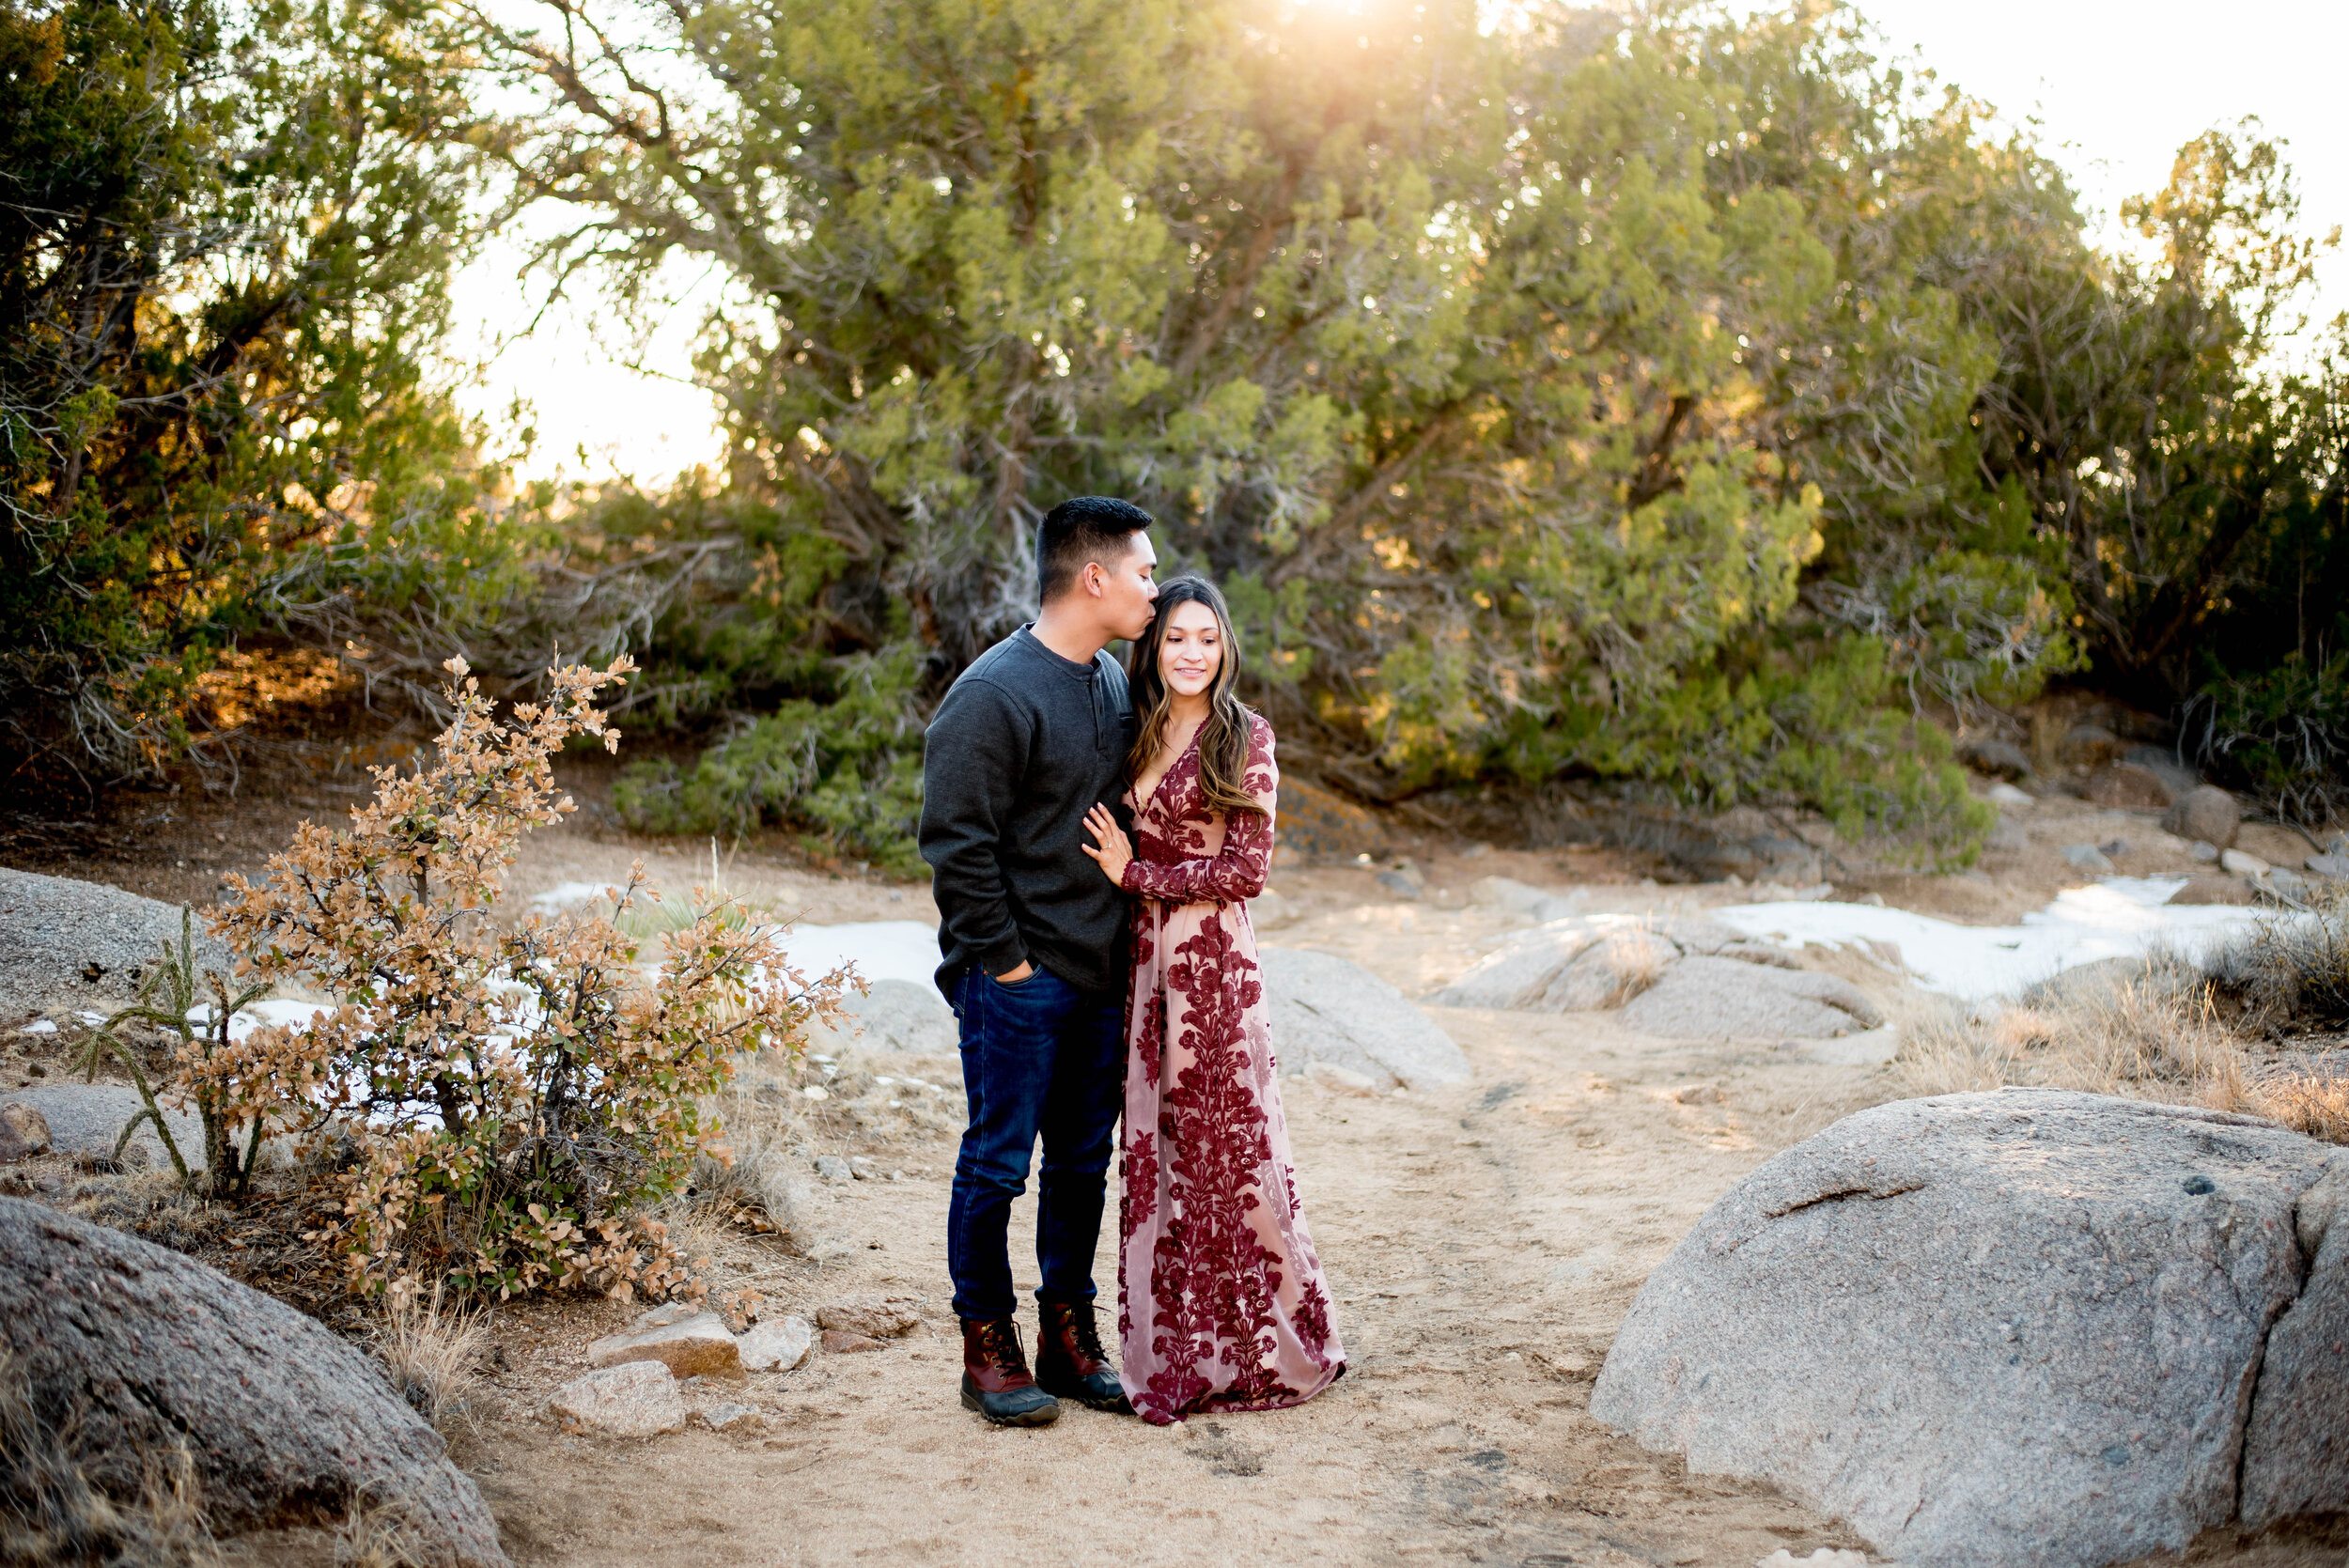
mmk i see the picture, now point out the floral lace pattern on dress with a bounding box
[1115,714,1346,1424]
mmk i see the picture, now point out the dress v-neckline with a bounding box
[1138,724,1203,817]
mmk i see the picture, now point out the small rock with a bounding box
[0,1103,51,1163]
[2163,785,2241,850]
[739,1315,815,1373]
[585,1311,743,1380]
[2306,854,2349,881]
[694,1401,765,1433]
[2061,844,2116,873]
[1374,862,1423,901]
[547,1361,687,1437]
[815,1294,921,1339]
[820,1329,888,1354]
[848,1157,879,1181]
[814,1155,853,1183]
[2084,763,2172,810]
[2189,840,2220,863]
[2170,874,2255,907]
[2221,847,2270,877]
[1957,736,2032,780]
[2267,869,2311,902]
[1305,1060,1378,1094]
[1985,819,2029,852]
[1672,1084,1723,1106]
[1985,782,2034,806]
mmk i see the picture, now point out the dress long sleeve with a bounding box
[1118,720,1278,906]
[1115,707,1343,1424]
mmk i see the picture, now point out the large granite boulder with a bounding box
[1260,946,1469,1091]
[0,1198,508,1564]
[1428,914,1790,1012]
[0,1084,205,1170]
[1615,956,1882,1041]
[805,977,957,1054]
[1590,1090,2345,1568]
[0,868,234,1015]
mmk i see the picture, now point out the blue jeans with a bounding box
[944,964,1126,1322]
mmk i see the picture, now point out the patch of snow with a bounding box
[527,880,623,912]
[20,1019,55,1035]
[1713,877,2264,1001]
[184,998,334,1040]
[766,920,940,987]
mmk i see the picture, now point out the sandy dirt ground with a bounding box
[9,768,2343,1566]
[419,833,2335,1568]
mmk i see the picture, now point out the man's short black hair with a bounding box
[1036,496,1152,602]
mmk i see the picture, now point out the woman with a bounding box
[1080,576,1346,1425]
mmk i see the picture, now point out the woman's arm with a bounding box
[1115,716,1280,905]
[1118,807,1273,904]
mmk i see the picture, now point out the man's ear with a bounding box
[1081,559,1107,598]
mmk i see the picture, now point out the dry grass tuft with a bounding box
[0,1352,216,1567]
[1894,955,2248,1111]
[687,1103,814,1241]
[329,1494,428,1568]
[2224,883,2349,1025]
[370,1284,488,1435]
[2251,1072,2349,1143]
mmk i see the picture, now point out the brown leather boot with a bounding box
[1034,1299,1130,1412]
[959,1317,1059,1426]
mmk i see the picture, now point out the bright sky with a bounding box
[447,0,2349,483]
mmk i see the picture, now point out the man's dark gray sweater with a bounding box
[919,626,1134,996]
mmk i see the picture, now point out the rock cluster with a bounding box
[1429,915,1879,1045]
[549,1294,903,1436]
[0,1198,506,1566]
[1590,1090,2347,1568]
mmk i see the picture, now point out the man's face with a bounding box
[1097,531,1159,642]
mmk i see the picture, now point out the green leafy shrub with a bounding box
[2182,653,2349,825]
[613,644,926,872]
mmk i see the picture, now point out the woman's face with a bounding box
[1157,598,1223,700]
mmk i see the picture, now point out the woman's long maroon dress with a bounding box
[1114,712,1346,1425]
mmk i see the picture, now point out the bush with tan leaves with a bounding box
[205,656,851,1301]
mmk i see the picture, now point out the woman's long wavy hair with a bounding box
[1126,576,1260,817]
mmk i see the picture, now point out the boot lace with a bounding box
[1059,1303,1107,1360]
[973,1317,1029,1370]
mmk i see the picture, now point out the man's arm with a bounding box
[918,677,1032,979]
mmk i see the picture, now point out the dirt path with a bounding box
[455,858,1918,1567]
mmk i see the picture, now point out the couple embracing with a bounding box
[918,496,1347,1428]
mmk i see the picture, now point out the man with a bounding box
[919,496,1159,1426]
